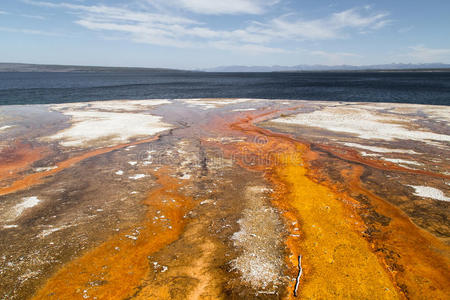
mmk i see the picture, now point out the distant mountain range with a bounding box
[0,63,188,73]
[1,62,450,73]
[202,63,450,72]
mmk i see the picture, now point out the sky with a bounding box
[1,0,450,69]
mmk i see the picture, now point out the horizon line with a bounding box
[1,61,450,72]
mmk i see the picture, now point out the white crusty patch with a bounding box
[408,185,450,202]
[38,224,73,238]
[182,98,254,109]
[3,224,18,229]
[0,125,13,131]
[232,108,257,112]
[13,197,41,219]
[342,142,418,154]
[129,174,146,180]
[115,170,124,175]
[47,111,172,147]
[381,158,422,166]
[230,186,285,290]
[231,206,284,289]
[421,107,450,122]
[179,173,191,180]
[51,99,171,112]
[272,106,450,143]
[359,151,380,157]
[34,166,58,172]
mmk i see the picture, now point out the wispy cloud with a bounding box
[20,14,46,20]
[398,26,413,33]
[22,1,390,55]
[24,1,197,24]
[0,26,62,36]
[208,41,287,54]
[163,0,281,15]
[257,7,390,41]
[0,8,45,19]
[308,50,362,64]
[330,7,389,29]
[406,45,450,63]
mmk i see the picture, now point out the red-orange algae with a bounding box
[0,142,48,182]
[0,136,160,196]
[23,106,450,299]
[212,119,398,298]
[315,143,450,180]
[340,165,450,299]
[208,108,450,299]
[32,167,193,300]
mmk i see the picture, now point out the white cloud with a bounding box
[398,26,413,33]
[309,50,362,64]
[22,1,390,56]
[266,17,338,40]
[24,0,275,49]
[26,1,197,24]
[169,0,280,15]
[20,14,46,20]
[0,7,45,19]
[330,8,389,29]
[406,45,450,63]
[27,0,278,16]
[75,19,196,48]
[0,26,62,36]
[256,8,390,41]
[209,40,287,54]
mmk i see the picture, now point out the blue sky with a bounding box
[1,0,450,69]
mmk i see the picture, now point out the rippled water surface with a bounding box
[0,71,449,105]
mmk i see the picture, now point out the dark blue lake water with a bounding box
[0,71,449,106]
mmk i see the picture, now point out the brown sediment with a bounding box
[314,143,450,180]
[133,216,225,300]
[8,103,448,299]
[340,165,450,299]
[0,136,159,196]
[0,141,48,181]
[32,167,193,300]
[272,151,399,299]
[212,119,399,298]
[210,109,449,299]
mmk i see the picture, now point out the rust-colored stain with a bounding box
[22,107,450,299]
[210,109,450,299]
[0,136,159,196]
[340,165,450,299]
[0,141,48,181]
[273,152,399,299]
[315,143,450,180]
[212,118,398,298]
[32,167,193,300]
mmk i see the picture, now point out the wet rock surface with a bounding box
[0,99,449,299]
